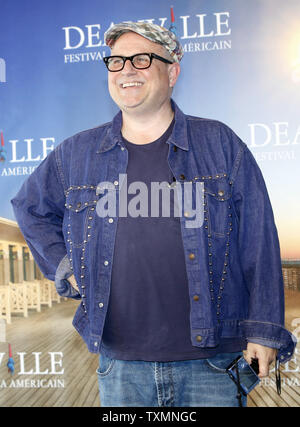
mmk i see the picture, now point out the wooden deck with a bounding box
[0,299,99,407]
[0,290,299,407]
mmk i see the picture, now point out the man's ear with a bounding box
[168,63,181,88]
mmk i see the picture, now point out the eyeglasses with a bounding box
[103,52,173,72]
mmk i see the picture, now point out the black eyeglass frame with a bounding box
[103,52,173,72]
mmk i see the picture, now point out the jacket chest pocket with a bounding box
[64,187,98,247]
[204,178,232,238]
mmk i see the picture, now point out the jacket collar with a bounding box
[169,99,189,151]
[97,99,189,153]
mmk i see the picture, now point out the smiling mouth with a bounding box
[121,82,143,88]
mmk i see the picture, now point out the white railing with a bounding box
[0,280,67,324]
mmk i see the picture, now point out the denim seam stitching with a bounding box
[54,145,68,193]
[228,144,246,185]
[167,364,175,407]
[247,336,280,344]
[205,359,227,373]
[154,363,163,407]
[97,359,116,377]
[244,319,284,328]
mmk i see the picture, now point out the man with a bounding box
[11,21,295,407]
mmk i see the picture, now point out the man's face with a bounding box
[107,32,180,115]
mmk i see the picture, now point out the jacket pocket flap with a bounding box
[204,178,231,201]
[65,189,98,212]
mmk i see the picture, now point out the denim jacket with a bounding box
[11,100,296,362]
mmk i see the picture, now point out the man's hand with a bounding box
[68,274,80,293]
[244,342,277,378]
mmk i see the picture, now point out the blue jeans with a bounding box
[97,352,247,407]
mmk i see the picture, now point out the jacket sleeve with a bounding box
[231,143,296,363]
[10,147,80,299]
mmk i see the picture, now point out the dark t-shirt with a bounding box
[100,121,222,361]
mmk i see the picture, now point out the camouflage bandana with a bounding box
[104,21,184,63]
